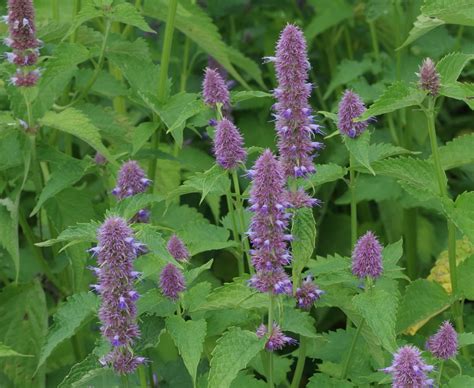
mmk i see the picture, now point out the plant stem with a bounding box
[349,153,357,248]
[290,336,307,388]
[437,360,444,386]
[70,0,81,43]
[267,294,275,388]
[52,0,60,22]
[424,98,465,342]
[149,0,178,189]
[341,318,364,380]
[232,170,253,274]
[226,190,243,276]
[122,0,142,38]
[138,365,148,388]
[368,21,380,61]
[180,36,191,92]
[121,375,130,388]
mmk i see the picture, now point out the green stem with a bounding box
[290,336,307,388]
[149,0,178,190]
[226,190,243,276]
[70,0,81,43]
[267,295,275,388]
[52,0,60,22]
[341,318,364,380]
[404,208,418,279]
[232,170,253,275]
[437,360,444,386]
[121,375,130,388]
[424,98,466,345]
[122,0,142,38]
[368,21,380,61]
[180,36,191,92]
[349,154,357,248]
[138,365,148,388]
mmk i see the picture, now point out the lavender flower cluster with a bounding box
[112,161,151,223]
[159,235,190,300]
[90,217,145,374]
[3,0,41,87]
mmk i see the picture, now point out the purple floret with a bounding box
[351,231,383,280]
[426,321,458,360]
[213,118,247,170]
[167,235,190,262]
[159,263,186,301]
[337,90,369,138]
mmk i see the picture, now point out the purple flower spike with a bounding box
[418,58,440,97]
[113,161,150,200]
[426,321,458,360]
[272,24,319,178]
[249,268,293,295]
[295,276,324,310]
[100,350,146,375]
[285,189,321,209]
[248,151,292,285]
[5,0,41,88]
[93,217,143,374]
[382,345,434,388]
[256,323,297,351]
[167,235,190,262]
[352,231,383,280]
[213,118,247,170]
[337,90,369,138]
[202,67,230,108]
[159,263,186,301]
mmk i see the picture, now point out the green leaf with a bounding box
[446,375,474,388]
[400,14,445,48]
[281,307,319,338]
[231,91,272,104]
[36,221,99,248]
[307,254,352,287]
[436,52,474,84]
[438,133,474,170]
[396,279,452,333]
[353,289,398,351]
[0,281,47,387]
[31,158,93,216]
[458,332,474,347]
[422,0,474,26]
[58,353,112,388]
[185,260,214,286]
[0,343,32,358]
[37,292,99,371]
[358,82,425,120]
[208,327,265,388]
[457,255,474,300]
[440,82,474,109]
[344,131,374,175]
[292,208,316,286]
[444,192,474,244]
[0,199,20,281]
[132,122,158,155]
[111,193,164,220]
[308,373,355,387]
[179,222,235,255]
[39,108,113,163]
[109,2,154,32]
[305,0,353,43]
[306,163,347,188]
[166,316,207,385]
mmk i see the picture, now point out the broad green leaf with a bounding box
[422,0,474,26]
[39,109,113,163]
[111,193,164,221]
[37,293,99,371]
[231,91,272,104]
[281,307,318,338]
[436,52,474,84]
[137,289,176,316]
[0,128,23,171]
[143,0,254,89]
[400,14,445,48]
[382,239,407,279]
[292,208,316,286]
[179,222,235,255]
[444,192,474,244]
[305,0,353,43]
[306,163,347,188]
[166,316,207,385]
[109,2,153,32]
[307,254,352,286]
[0,199,20,281]
[324,58,375,99]
[344,131,374,175]
[0,343,32,358]
[353,289,398,351]
[64,2,103,38]
[438,134,474,170]
[132,122,158,155]
[358,82,425,120]
[208,327,265,388]
[36,221,99,248]
[396,279,452,333]
[457,256,474,300]
[0,281,47,387]
[31,158,93,216]
[365,0,392,21]
[57,353,112,388]
[185,260,214,286]
[446,375,474,388]
[230,372,267,388]
[182,282,212,312]
[458,332,474,347]
[367,143,415,164]
[440,82,474,109]
[225,46,265,89]
[308,373,355,387]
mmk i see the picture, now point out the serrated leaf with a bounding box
[58,353,111,388]
[457,255,474,300]
[292,208,316,286]
[132,122,158,155]
[438,134,474,170]
[396,279,452,333]
[458,332,474,347]
[0,281,47,387]
[231,91,272,104]
[440,82,474,109]
[64,2,103,38]
[305,0,353,43]
[208,327,265,388]
[444,192,474,244]
[179,222,235,255]
[306,163,347,188]
[31,158,92,216]
[37,293,99,371]
[446,375,474,388]
[185,260,214,286]
[37,221,99,248]
[281,307,318,338]
[111,193,164,220]
[344,131,374,175]
[307,372,355,387]
[307,254,352,286]
[422,0,474,26]
[436,52,474,84]
[39,108,113,163]
[109,2,153,32]
[166,316,207,385]
[353,289,397,351]
[400,14,445,48]
[358,82,425,120]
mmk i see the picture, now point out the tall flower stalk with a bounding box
[417,58,466,346]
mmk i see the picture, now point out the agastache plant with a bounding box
[338,90,369,138]
[256,323,297,351]
[4,0,41,87]
[382,345,434,388]
[213,118,247,170]
[167,235,190,262]
[202,67,230,109]
[351,231,383,280]
[426,321,458,360]
[269,24,323,179]
[112,160,151,223]
[90,217,145,374]
[159,263,186,301]
[418,58,440,97]
[295,275,324,310]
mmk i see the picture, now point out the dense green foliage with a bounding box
[0,0,473,387]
